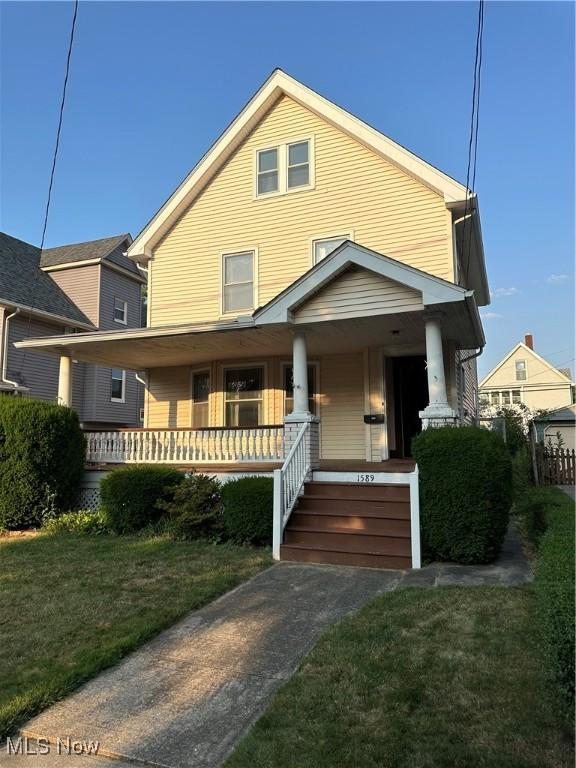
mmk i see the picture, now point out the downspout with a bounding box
[135,371,149,426]
[1,308,22,389]
[459,347,484,422]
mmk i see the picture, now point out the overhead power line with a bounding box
[462,0,485,284]
[19,0,79,382]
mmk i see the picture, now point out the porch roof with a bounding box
[15,243,484,369]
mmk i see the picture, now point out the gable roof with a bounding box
[127,69,472,262]
[0,232,94,327]
[479,342,574,388]
[534,403,576,423]
[41,233,139,276]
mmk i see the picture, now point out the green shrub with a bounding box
[515,486,565,546]
[222,477,273,545]
[100,465,183,533]
[532,488,575,711]
[511,445,533,499]
[42,509,110,535]
[0,396,85,529]
[157,472,223,540]
[412,426,513,564]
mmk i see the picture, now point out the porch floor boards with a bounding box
[87,459,415,472]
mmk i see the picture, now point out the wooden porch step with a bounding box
[304,482,410,501]
[297,495,410,517]
[290,512,411,536]
[283,527,411,555]
[280,543,411,570]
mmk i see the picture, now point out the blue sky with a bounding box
[1,1,574,378]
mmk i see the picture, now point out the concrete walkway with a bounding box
[2,522,531,768]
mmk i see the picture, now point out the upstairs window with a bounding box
[111,368,125,402]
[222,251,255,314]
[113,298,127,325]
[257,148,278,195]
[287,141,309,189]
[255,138,313,197]
[515,360,527,381]
[312,234,351,265]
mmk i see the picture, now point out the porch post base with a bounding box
[419,405,458,430]
[283,413,320,472]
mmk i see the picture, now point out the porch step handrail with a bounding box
[272,421,310,559]
[84,426,284,464]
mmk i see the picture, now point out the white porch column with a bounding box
[419,315,457,429]
[284,330,320,470]
[57,354,73,407]
[291,331,309,417]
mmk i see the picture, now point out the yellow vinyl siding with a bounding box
[294,266,422,323]
[146,352,368,460]
[150,95,452,326]
[318,352,366,459]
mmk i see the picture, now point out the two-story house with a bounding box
[17,71,490,568]
[479,334,574,413]
[1,232,144,427]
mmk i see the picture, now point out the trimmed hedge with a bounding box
[222,477,273,545]
[100,465,183,533]
[529,488,575,711]
[412,426,513,564]
[0,396,85,529]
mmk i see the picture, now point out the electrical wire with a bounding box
[18,0,79,382]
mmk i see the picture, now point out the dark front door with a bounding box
[390,355,428,458]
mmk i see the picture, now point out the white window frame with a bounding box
[113,297,128,325]
[222,362,267,426]
[220,248,258,317]
[281,360,320,417]
[515,359,527,381]
[254,136,315,199]
[310,230,354,267]
[190,367,211,428]
[111,368,126,403]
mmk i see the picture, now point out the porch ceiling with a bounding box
[14,301,481,370]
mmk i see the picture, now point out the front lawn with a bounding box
[0,534,270,738]
[225,586,573,768]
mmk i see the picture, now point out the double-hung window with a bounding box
[222,251,254,314]
[224,367,263,427]
[113,298,127,324]
[283,364,317,416]
[256,138,313,197]
[111,368,125,402]
[515,360,527,381]
[191,370,210,428]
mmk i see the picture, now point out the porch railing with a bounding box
[84,426,284,464]
[272,422,310,559]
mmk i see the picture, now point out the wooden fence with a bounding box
[534,445,576,486]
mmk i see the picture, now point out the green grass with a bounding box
[225,586,573,768]
[0,533,271,738]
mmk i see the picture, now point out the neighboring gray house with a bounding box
[0,232,145,427]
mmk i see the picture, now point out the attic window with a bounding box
[515,360,527,381]
[255,138,314,198]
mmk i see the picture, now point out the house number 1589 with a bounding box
[357,474,375,482]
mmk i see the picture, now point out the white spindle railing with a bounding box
[84,427,284,464]
[272,422,310,559]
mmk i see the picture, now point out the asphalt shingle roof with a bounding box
[40,233,138,275]
[0,232,94,326]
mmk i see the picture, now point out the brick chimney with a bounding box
[524,334,534,350]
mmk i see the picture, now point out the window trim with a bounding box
[310,230,354,267]
[253,135,315,199]
[281,360,320,417]
[220,248,258,317]
[110,368,126,403]
[222,362,267,426]
[113,297,128,325]
[189,366,211,428]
